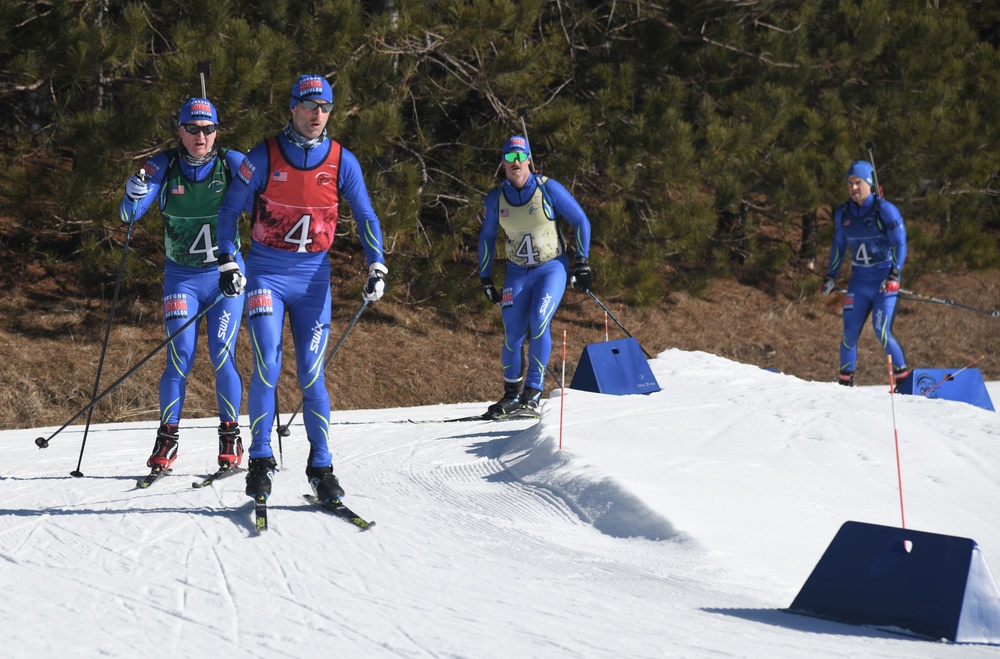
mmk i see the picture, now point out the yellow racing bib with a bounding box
[499,178,562,267]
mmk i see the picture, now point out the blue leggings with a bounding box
[500,257,568,390]
[159,257,245,426]
[244,249,333,466]
[840,276,907,374]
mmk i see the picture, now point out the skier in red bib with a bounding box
[216,75,386,502]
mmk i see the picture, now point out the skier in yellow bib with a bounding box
[478,135,592,418]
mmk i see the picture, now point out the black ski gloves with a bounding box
[481,277,502,304]
[218,253,246,298]
[571,258,592,291]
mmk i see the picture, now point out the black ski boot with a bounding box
[306,464,345,503]
[147,424,179,469]
[838,370,854,387]
[487,379,523,418]
[892,366,910,393]
[513,387,543,418]
[217,421,244,468]
[245,457,277,499]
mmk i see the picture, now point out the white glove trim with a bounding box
[363,262,387,302]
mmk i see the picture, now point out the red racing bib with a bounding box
[252,137,342,253]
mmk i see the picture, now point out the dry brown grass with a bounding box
[4,263,1000,432]
[7,262,1000,429]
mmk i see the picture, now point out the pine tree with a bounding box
[3,1,1000,305]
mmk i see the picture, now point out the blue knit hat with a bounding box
[290,74,333,110]
[503,135,530,156]
[846,160,874,185]
[178,97,218,126]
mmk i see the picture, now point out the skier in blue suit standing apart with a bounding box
[478,135,592,418]
[215,74,387,502]
[119,97,250,477]
[821,160,909,389]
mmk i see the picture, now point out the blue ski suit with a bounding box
[478,174,591,390]
[217,129,384,466]
[120,147,249,426]
[826,193,908,376]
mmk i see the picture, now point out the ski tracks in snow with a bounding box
[326,417,756,655]
[0,414,769,657]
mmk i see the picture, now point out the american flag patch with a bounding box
[500,208,509,217]
[272,171,288,182]
[171,183,184,195]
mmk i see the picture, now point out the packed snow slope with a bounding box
[2,349,1000,658]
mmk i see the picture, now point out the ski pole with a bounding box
[70,185,143,477]
[273,389,287,469]
[518,107,538,174]
[585,290,653,359]
[898,288,1000,317]
[36,293,225,452]
[865,140,883,198]
[546,365,562,390]
[920,355,985,397]
[197,61,212,98]
[274,390,286,437]
[887,355,906,529]
[277,299,369,435]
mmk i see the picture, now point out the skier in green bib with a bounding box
[119,97,251,478]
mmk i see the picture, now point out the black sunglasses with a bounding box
[181,123,217,136]
[294,97,334,113]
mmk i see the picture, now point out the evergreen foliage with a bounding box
[2,0,1000,307]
